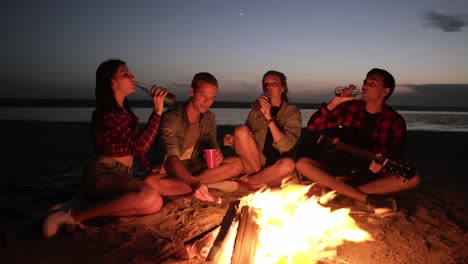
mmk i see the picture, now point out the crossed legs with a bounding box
[296,156,422,203]
[195,156,244,184]
[233,125,295,187]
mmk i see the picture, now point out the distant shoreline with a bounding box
[1,98,468,112]
[2,120,467,169]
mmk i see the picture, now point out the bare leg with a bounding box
[246,157,295,187]
[196,156,244,184]
[144,175,192,196]
[230,125,295,187]
[296,157,367,202]
[233,125,262,174]
[71,176,163,222]
[358,170,421,194]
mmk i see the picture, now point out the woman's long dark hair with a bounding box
[92,59,133,124]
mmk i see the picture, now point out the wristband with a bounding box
[265,118,274,125]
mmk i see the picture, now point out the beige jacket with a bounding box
[246,101,302,163]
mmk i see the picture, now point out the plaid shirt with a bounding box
[94,111,161,171]
[307,100,406,160]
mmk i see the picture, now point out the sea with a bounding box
[2,107,468,132]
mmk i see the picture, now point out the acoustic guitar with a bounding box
[316,134,417,181]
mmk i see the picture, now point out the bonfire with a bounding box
[210,184,373,264]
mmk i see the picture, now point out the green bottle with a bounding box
[135,81,176,106]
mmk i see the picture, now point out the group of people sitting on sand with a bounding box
[43,59,421,238]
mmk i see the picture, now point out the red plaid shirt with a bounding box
[307,100,406,160]
[94,111,161,171]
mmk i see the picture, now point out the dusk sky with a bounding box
[2,0,468,107]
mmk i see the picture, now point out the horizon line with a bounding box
[1,98,468,112]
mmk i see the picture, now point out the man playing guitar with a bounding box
[296,68,421,212]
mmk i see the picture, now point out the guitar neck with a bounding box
[334,141,376,162]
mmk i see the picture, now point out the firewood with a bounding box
[205,200,240,262]
[231,206,260,264]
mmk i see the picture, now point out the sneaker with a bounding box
[43,209,76,238]
[365,194,397,213]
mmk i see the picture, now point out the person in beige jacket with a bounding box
[224,70,302,188]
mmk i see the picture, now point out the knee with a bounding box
[137,186,163,215]
[276,158,296,175]
[143,175,159,190]
[234,125,251,140]
[223,157,245,176]
[407,170,422,189]
[296,157,313,172]
[233,157,245,175]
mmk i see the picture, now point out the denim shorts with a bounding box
[82,156,133,202]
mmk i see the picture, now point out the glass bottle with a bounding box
[334,85,361,97]
[135,81,176,106]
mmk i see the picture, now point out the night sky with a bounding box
[2,0,468,107]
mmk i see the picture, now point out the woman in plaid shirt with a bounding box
[296,68,421,211]
[43,59,188,237]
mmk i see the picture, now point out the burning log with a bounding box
[230,206,260,264]
[185,225,221,259]
[205,185,372,264]
[206,204,260,264]
[206,200,240,263]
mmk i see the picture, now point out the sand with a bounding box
[0,121,467,263]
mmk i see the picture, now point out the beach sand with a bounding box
[1,121,467,263]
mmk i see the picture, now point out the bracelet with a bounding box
[265,118,274,125]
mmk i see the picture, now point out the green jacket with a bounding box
[246,101,302,163]
[159,101,219,162]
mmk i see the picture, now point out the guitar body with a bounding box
[298,127,347,163]
[300,127,364,166]
[315,129,417,181]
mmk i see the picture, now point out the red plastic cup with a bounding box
[204,149,219,168]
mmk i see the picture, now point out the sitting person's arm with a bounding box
[223,133,234,148]
[307,98,353,131]
[159,111,217,202]
[164,156,217,202]
[165,155,194,186]
[135,152,152,173]
[159,113,191,184]
[270,105,302,153]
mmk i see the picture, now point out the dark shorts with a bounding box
[182,159,207,176]
[82,157,133,202]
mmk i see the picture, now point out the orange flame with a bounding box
[219,184,372,263]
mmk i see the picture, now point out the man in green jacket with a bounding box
[159,72,244,201]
